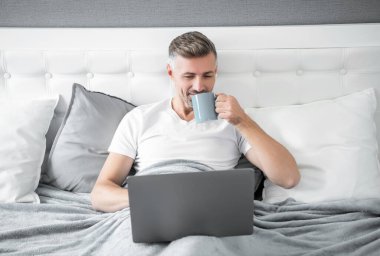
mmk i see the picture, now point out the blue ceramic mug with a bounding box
[191,92,218,123]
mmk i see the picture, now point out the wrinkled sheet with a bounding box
[1,167,380,256]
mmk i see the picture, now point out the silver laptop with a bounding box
[127,169,255,243]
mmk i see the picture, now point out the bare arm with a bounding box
[90,152,134,212]
[215,93,300,188]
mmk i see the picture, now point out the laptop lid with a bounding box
[128,169,255,243]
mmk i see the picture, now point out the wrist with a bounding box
[235,114,265,138]
[235,113,254,129]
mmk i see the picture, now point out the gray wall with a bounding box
[0,0,379,27]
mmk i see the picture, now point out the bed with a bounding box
[1,24,380,255]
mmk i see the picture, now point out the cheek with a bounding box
[179,81,192,92]
[205,78,216,89]
[174,79,190,94]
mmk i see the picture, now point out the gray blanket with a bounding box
[1,162,380,255]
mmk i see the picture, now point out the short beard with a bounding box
[185,96,193,109]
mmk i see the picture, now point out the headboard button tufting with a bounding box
[253,70,261,77]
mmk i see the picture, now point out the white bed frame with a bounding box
[1,24,380,153]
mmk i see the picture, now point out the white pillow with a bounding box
[0,97,58,203]
[245,88,380,203]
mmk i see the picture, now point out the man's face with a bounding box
[167,53,217,109]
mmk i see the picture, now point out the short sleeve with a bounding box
[108,108,141,159]
[236,129,252,155]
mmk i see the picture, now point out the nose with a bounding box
[192,76,206,93]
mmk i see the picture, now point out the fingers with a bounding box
[215,94,226,114]
[214,93,245,125]
[215,93,227,102]
[215,104,229,114]
[215,94,234,111]
[215,94,229,111]
[215,93,239,105]
[215,94,237,106]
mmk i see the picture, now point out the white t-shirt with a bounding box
[108,99,252,174]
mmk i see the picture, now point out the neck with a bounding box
[171,97,194,121]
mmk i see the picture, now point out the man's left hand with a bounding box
[215,93,247,125]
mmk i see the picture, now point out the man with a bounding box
[91,31,300,212]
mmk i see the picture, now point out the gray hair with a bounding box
[168,31,217,68]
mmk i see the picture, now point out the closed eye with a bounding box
[182,72,214,79]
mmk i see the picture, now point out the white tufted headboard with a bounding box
[1,24,380,152]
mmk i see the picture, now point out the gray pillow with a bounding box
[43,83,135,192]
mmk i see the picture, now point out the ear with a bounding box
[167,64,173,78]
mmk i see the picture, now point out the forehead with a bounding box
[173,53,217,73]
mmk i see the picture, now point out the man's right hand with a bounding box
[90,153,134,212]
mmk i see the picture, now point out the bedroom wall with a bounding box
[0,0,379,27]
